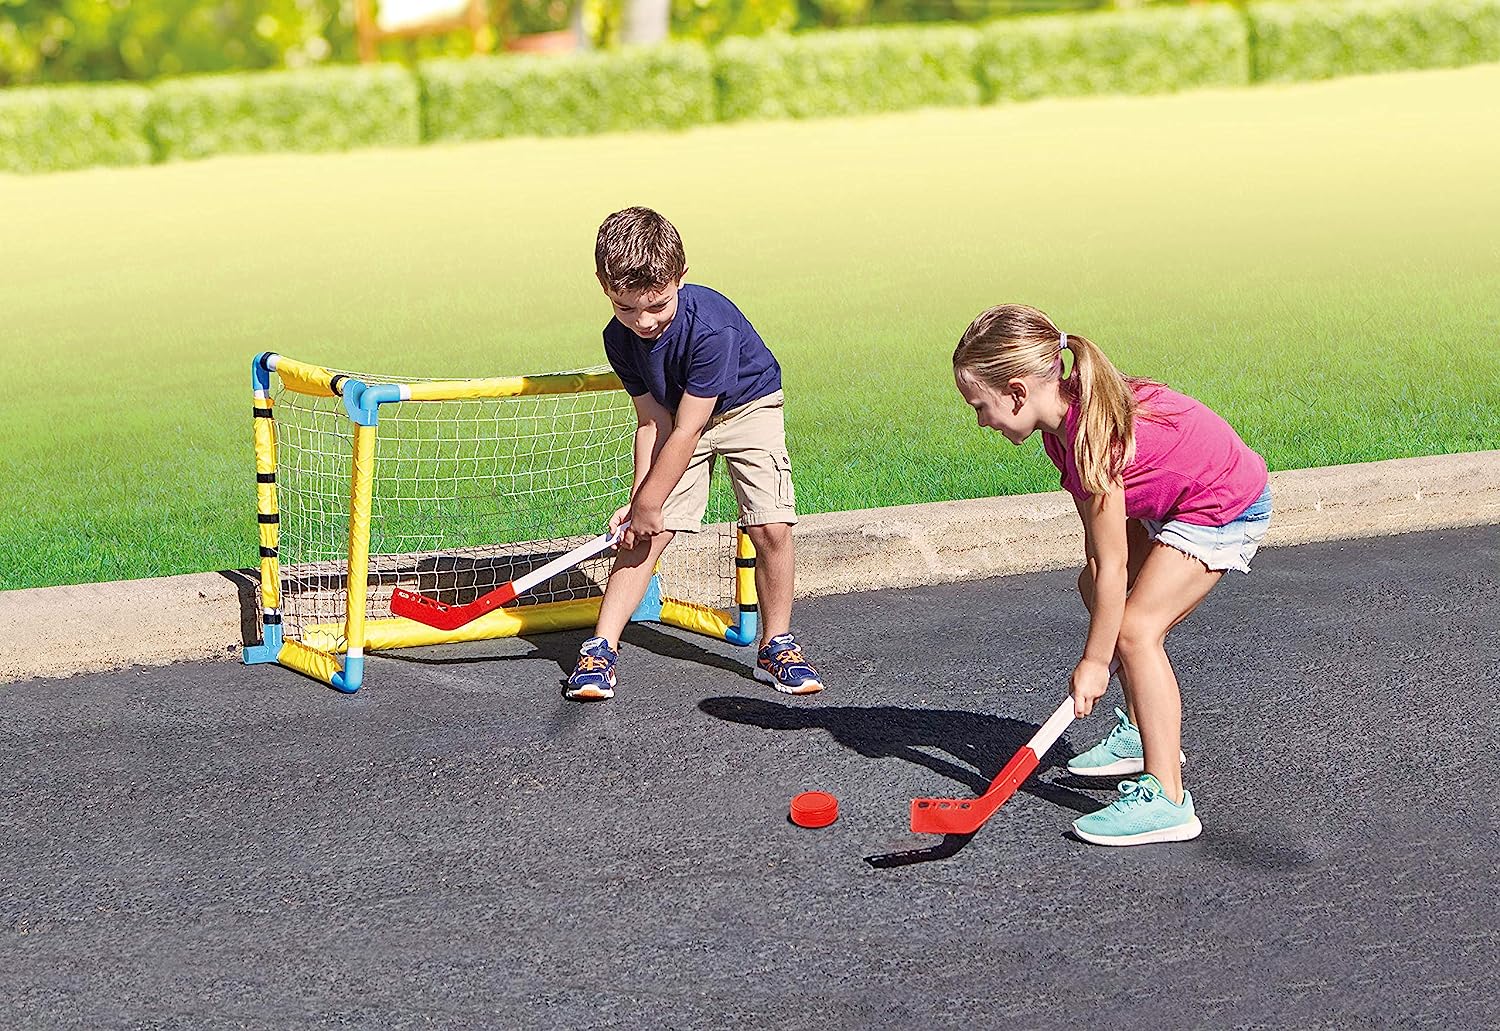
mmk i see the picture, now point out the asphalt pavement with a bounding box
[3,525,1497,1029]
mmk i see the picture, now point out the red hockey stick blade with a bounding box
[909,695,1075,836]
[390,582,517,631]
[910,748,1040,835]
[389,527,624,633]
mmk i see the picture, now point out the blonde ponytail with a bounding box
[1065,332,1137,496]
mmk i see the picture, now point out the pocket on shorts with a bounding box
[773,451,795,508]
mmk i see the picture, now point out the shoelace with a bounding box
[1115,779,1159,806]
[773,647,806,666]
[577,655,610,672]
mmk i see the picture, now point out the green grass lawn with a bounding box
[3,64,1498,591]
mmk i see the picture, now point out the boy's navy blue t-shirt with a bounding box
[603,284,781,417]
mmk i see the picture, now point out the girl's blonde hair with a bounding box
[954,304,1143,496]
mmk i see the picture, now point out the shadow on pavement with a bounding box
[381,622,760,686]
[699,695,1104,868]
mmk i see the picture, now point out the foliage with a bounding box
[671,0,797,43]
[1247,0,1500,81]
[714,25,980,121]
[420,42,714,141]
[0,81,151,171]
[0,0,352,86]
[512,0,578,34]
[146,64,420,161]
[975,5,1250,102]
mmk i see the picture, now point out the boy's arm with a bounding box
[1072,487,1128,717]
[627,391,673,497]
[626,392,717,539]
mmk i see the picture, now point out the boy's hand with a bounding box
[1070,657,1111,718]
[616,502,664,550]
[608,504,631,536]
[629,502,665,538]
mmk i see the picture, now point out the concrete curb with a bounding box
[3,451,1497,685]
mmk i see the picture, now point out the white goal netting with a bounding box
[266,365,738,651]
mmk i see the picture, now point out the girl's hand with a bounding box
[1070,657,1111,718]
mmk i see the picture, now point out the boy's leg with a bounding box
[588,416,713,649]
[744,521,793,645]
[1113,543,1223,803]
[592,529,675,649]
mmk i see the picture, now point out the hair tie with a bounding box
[1059,331,1069,352]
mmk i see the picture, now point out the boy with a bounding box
[565,207,823,701]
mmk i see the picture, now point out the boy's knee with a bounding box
[745,521,792,552]
[618,529,672,564]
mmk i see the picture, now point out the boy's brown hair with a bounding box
[595,207,687,294]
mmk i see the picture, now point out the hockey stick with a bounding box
[390,523,629,632]
[910,694,1076,836]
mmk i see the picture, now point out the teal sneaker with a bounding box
[1066,707,1187,777]
[1072,774,1203,846]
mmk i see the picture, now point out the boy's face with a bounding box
[601,275,684,342]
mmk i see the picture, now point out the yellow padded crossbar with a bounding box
[278,639,343,685]
[303,596,604,652]
[404,371,623,402]
[271,356,341,398]
[659,599,735,640]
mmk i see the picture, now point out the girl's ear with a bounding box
[1007,378,1028,413]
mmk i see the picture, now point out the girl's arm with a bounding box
[1072,486,1128,717]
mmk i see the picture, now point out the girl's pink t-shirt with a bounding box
[1042,382,1268,526]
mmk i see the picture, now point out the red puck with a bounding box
[790,790,839,828]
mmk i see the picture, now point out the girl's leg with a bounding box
[594,530,675,648]
[1114,543,1223,802]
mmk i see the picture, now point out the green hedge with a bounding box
[977,6,1250,103]
[715,26,980,121]
[420,44,715,142]
[6,0,1500,175]
[1248,0,1500,82]
[147,66,421,162]
[0,84,153,173]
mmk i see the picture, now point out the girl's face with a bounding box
[956,370,1037,446]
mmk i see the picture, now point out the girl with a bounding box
[953,304,1271,846]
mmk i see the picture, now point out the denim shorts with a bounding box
[1140,484,1273,574]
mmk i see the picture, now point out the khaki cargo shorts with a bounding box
[662,390,797,532]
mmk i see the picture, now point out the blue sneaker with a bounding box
[1072,774,1203,846]
[565,636,617,701]
[1067,707,1187,777]
[754,633,823,695]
